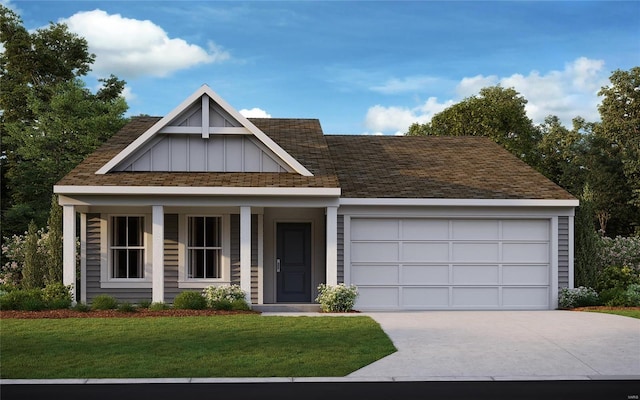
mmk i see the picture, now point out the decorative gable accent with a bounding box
[96,85,313,176]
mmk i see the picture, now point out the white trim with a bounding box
[240,206,252,303]
[55,185,340,197]
[80,213,87,304]
[63,205,76,301]
[159,126,251,135]
[201,95,209,139]
[152,206,164,303]
[326,206,338,286]
[257,214,264,305]
[95,85,313,176]
[339,198,579,207]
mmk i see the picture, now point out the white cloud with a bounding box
[364,57,608,134]
[370,75,441,94]
[61,9,229,79]
[240,108,271,118]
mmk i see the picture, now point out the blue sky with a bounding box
[4,0,640,134]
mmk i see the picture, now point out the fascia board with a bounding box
[54,185,340,197]
[339,198,580,207]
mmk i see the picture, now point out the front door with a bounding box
[276,223,312,302]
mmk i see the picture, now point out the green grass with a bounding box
[0,315,396,379]
[584,309,640,319]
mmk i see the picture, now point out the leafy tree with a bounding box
[21,220,44,289]
[45,195,63,284]
[0,5,128,235]
[573,187,602,288]
[595,67,640,208]
[406,86,541,166]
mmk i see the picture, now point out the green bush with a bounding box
[624,284,640,306]
[173,291,207,310]
[137,299,152,309]
[600,287,627,306]
[73,302,91,312]
[315,283,359,312]
[0,288,46,311]
[594,265,640,293]
[210,299,233,310]
[91,294,118,310]
[42,282,72,309]
[558,286,600,309]
[117,302,137,313]
[231,299,251,311]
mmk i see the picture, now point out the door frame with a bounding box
[274,220,314,303]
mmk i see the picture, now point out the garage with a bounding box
[349,218,551,310]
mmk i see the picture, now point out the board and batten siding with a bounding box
[230,214,259,303]
[558,216,570,289]
[85,214,152,304]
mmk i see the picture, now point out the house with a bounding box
[54,85,578,311]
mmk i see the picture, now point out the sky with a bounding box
[3,0,640,135]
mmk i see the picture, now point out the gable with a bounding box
[97,85,312,176]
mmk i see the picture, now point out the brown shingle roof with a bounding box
[57,116,575,200]
[325,135,575,200]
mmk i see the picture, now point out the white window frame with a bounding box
[100,214,153,288]
[178,214,231,288]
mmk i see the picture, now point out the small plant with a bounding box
[149,302,170,311]
[117,302,137,313]
[73,302,91,312]
[137,299,152,309]
[211,299,233,310]
[202,285,247,308]
[42,282,72,309]
[173,291,207,310]
[315,283,359,312]
[91,294,118,310]
[624,284,640,307]
[558,286,600,309]
[0,288,46,310]
[594,265,640,294]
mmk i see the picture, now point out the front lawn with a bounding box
[0,315,396,379]
[577,307,640,319]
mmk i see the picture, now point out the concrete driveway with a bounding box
[348,311,640,380]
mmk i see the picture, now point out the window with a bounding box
[187,216,222,279]
[111,216,145,279]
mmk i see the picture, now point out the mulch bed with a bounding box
[0,309,260,319]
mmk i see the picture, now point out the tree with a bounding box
[45,195,63,284]
[596,67,640,208]
[0,5,128,236]
[406,86,541,166]
[21,220,44,289]
[573,187,602,288]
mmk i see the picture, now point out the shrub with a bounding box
[0,288,46,311]
[599,287,627,306]
[558,286,600,309]
[173,291,207,310]
[42,282,72,309]
[91,294,118,310]
[137,299,152,309]
[598,236,640,271]
[149,302,170,311]
[117,302,137,313]
[624,284,640,306]
[594,265,640,293]
[73,302,91,312]
[202,284,247,308]
[210,299,233,310]
[315,283,359,312]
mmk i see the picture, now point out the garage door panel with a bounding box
[403,287,449,307]
[502,243,548,263]
[503,220,549,240]
[355,287,399,308]
[503,265,549,285]
[351,265,399,285]
[402,265,449,285]
[503,287,549,307]
[402,242,449,262]
[452,243,499,262]
[452,287,499,307]
[452,265,499,285]
[402,219,449,240]
[352,242,398,262]
[452,220,499,240]
[352,219,398,240]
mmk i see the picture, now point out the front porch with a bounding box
[60,196,340,306]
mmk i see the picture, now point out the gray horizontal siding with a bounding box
[163,214,180,303]
[337,215,344,284]
[230,214,259,303]
[558,216,570,289]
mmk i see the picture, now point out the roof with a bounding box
[57,116,575,200]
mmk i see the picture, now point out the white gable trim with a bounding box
[96,85,313,177]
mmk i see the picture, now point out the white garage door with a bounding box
[349,219,551,310]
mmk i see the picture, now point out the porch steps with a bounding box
[252,304,322,313]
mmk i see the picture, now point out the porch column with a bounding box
[152,205,164,303]
[240,206,252,303]
[63,205,76,301]
[326,206,338,286]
